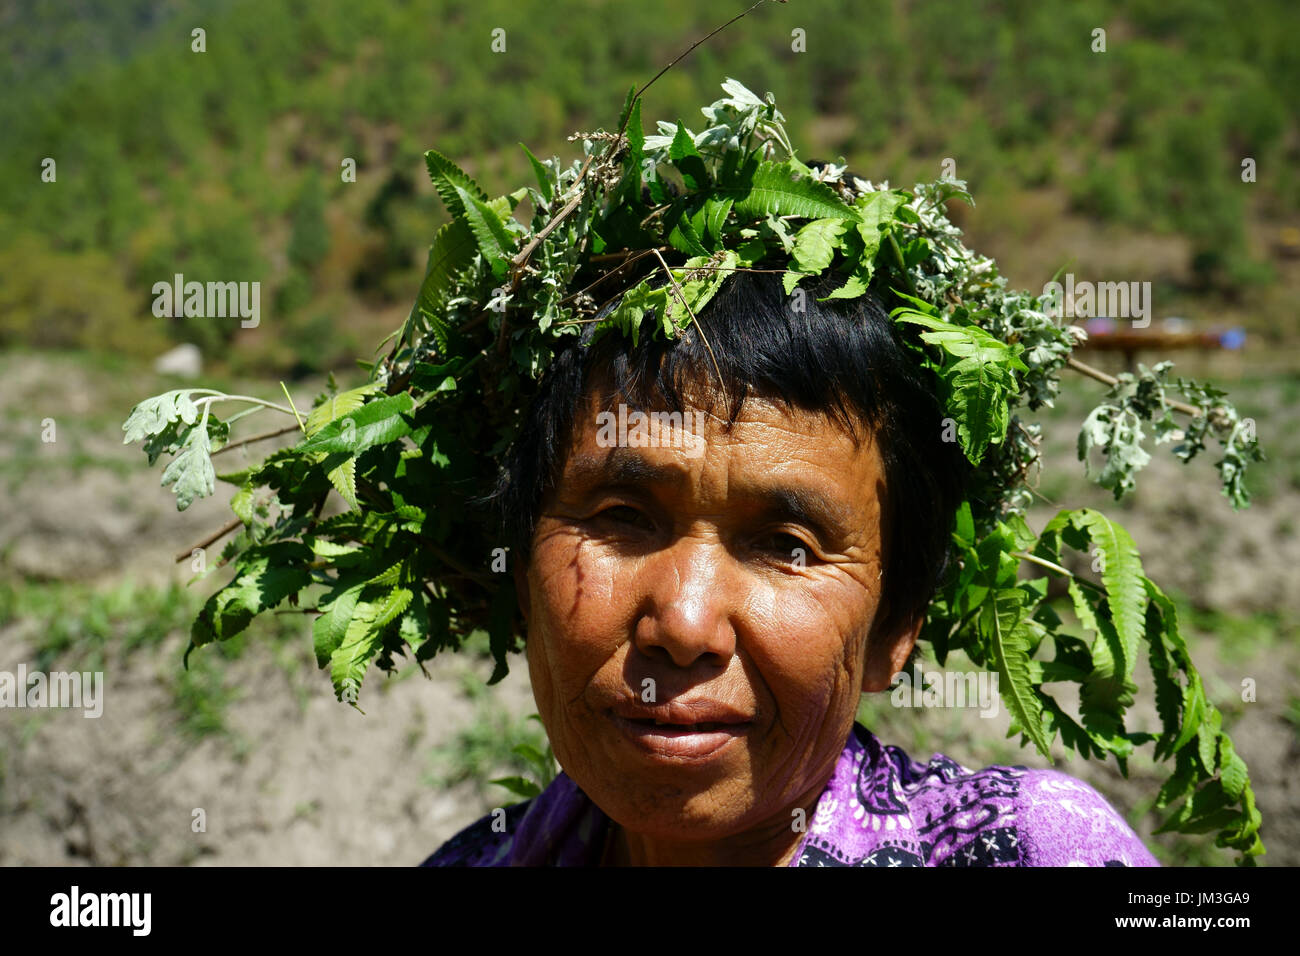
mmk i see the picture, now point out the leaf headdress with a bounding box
[124,76,1265,861]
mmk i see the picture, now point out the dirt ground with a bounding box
[1,351,1296,866]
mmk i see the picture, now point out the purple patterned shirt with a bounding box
[421,722,1159,866]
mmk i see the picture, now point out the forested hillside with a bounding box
[3,0,1297,370]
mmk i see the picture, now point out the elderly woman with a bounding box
[421,266,1159,867]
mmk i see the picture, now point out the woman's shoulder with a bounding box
[850,724,1159,866]
[1007,766,1160,867]
[418,800,534,867]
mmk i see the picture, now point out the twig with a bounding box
[174,517,243,564]
[588,247,671,263]
[888,232,918,298]
[210,423,301,458]
[649,247,728,409]
[631,0,778,103]
[1065,356,1202,417]
[280,381,307,432]
[507,0,780,288]
[1011,551,1105,593]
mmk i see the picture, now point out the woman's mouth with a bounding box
[608,710,753,760]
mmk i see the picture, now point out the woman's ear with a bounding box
[860,610,922,694]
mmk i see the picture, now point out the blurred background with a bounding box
[0,0,1296,866]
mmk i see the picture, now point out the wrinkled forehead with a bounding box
[550,381,887,521]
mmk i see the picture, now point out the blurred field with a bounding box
[1,0,1298,865]
[0,350,1295,865]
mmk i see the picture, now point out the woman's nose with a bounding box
[634,535,737,669]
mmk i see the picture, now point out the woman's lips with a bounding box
[609,712,752,760]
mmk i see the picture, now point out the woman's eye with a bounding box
[596,505,653,530]
[757,532,813,562]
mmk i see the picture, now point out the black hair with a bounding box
[481,265,970,639]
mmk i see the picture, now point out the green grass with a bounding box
[424,660,555,805]
[1,576,311,751]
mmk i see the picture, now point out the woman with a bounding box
[421,266,1159,867]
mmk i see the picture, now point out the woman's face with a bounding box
[516,389,919,863]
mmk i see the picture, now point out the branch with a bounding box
[174,517,243,564]
[1066,356,1203,417]
[1010,551,1105,593]
[210,423,301,457]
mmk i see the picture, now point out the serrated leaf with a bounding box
[306,384,380,437]
[297,393,415,456]
[371,586,413,630]
[669,120,709,190]
[424,147,490,220]
[667,205,710,257]
[663,250,738,332]
[313,582,364,667]
[721,160,861,222]
[893,311,1028,465]
[1197,705,1223,775]
[1218,734,1249,800]
[411,218,477,340]
[1069,509,1146,681]
[982,587,1052,758]
[192,543,313,646]
[786,217,848,291]
[454,184,515,279]
[329,611,383,702]
[327,455,358,510]
[701,195,733,245]
[230,482,255,525]
[854,190,907,256]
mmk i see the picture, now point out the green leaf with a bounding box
[518,142,554,204]
[230,482,255,525]
[982,587,1052,759]
[1197,705,1223,775]
[663,251,738,332]
[1069,509,1146,682]
[669,120,709,190]
[122,389,200,445]
[297,393,415,456]
[424,148,490,220]
[894,311,1027,465]
[491,775,542,800]
[327,455,358,510]
[701,195,733,246]
[854,190,907,258]
[313,582,364,667]
[453,184,515,279]
[1218,734,1249,800]
[1146,602,1183,761]
[667,204,710,257]
[192,543,312,646]
[306,384,381,437]
[328,611,383,703]
[160,421,215,511]
[786,217,849,291]
[721,160,861,222]
[410,218,477,337]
